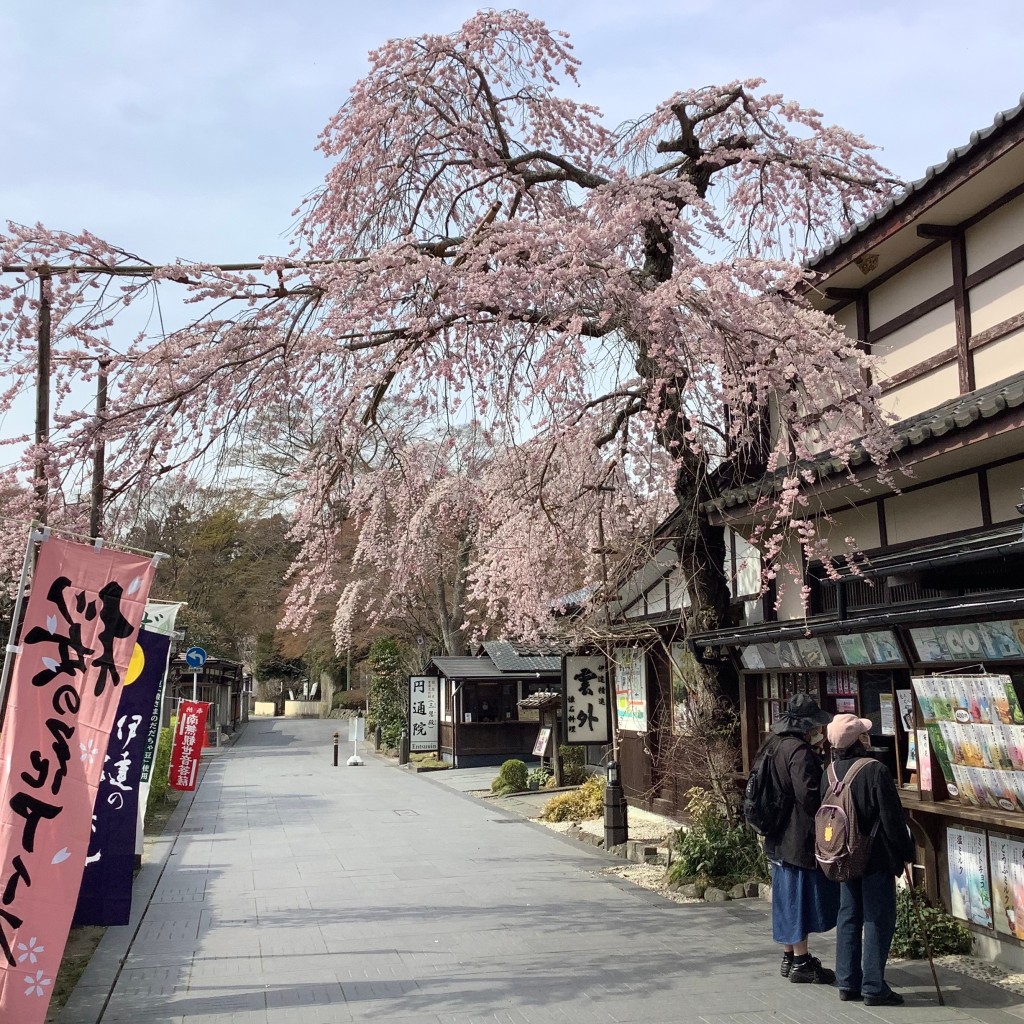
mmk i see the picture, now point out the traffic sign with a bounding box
[184,646,207,670]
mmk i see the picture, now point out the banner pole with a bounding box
[0,523,43,728]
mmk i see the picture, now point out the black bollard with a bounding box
[398,731,409,765]
[333,731,339,767]
[604,760,628,850]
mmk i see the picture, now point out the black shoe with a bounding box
[780,953,794,978]
[864,990,904,1007]
[839,990,862,1001]
[789,956,836,985]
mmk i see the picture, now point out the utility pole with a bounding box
[34,270,51,523]
[89,359,110,539]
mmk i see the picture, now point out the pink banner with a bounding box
[0,536,154,1023]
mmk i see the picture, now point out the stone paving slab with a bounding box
[57,718,1024,1024]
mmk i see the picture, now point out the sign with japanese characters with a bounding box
[947,826,993,929]
[74,617,172,926]
[533,727,552,757]
[613,648,648,733]
[169,700,210,791]
[0,535,154,1023]
[562,655,611,745]
[408,676,439,752]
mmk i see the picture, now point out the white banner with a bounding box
[563,655,611,744]
[409,676,439,751]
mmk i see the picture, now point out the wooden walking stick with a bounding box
[904,865,944,1005]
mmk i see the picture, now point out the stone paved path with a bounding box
[59,718,1024,1024]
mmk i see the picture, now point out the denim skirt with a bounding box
[770,861,840,943]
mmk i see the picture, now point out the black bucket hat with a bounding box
[770,692,831,735]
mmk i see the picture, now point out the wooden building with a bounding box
[690,94,1024,963]
[594,513,762,817]
[167,655,245,744]
[427,641,561,767]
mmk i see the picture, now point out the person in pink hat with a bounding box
[824,713,916,1007]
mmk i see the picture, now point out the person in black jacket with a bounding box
[762,693,839,984]
[824,713,916,1007]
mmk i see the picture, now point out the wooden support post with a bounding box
[89,358,109,539]
[34,270,51,523]
[550,709,563,786]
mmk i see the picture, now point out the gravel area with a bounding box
[599,862,701,903]
[535,807,681,843]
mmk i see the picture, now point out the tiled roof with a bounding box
[808,93,1024,269]
[428,656,502,679]
[706,369,1024,514]
[481,640,562,673]
[518,690,562,709]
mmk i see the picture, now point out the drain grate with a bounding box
[490,818,525,824]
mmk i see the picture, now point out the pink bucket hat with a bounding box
[827,713,872,749]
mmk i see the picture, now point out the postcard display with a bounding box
[912,674,1024,812]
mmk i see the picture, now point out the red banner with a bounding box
[169,700,210,791]
[0,536,154,1023]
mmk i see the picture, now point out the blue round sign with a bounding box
[184,646,207,670]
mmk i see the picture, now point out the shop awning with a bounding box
[690,593,1024,671]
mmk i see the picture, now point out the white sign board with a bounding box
[563,654,612,744]
[613,647,648,732]
[348,716,366,742]
[409,676,439,751]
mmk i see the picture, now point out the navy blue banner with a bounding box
[73,626,169,926]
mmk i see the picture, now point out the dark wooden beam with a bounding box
[916,224,961,239]
[951,232,975,393]
[878,345,958,394]
[825,286,863,300]
[866,286,954,346]
[965,239,1024,291]
[971,309,1024,349]
[978,469,992,527]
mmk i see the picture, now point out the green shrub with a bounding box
[539,776,606,822]
[891,886,972,959]
[527,766,552,788]
[333,689,366,711]
[145,726,175,820]
[366,638,407,749]
[668,787,768,888]
[558,744,589,785]
[491,759,529,795]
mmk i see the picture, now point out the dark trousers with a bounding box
[835,872,897,998]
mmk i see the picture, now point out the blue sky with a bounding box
[2,1,1021,265]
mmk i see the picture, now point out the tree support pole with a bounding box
[89,358,109,539]
[34,270,51,523]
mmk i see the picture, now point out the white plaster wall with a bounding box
[871,302,956,378]
[883,476,983,545]
[965,192,1024,274]
[974,326,1024,389]
[731,531,762,598]
[868,245,952,325]
[969,261,1024,334]
[775,536,807,623]
[986,458,1024,523]
[880,362,959,421]
[830,304,858,339]
[815,504,882,553]
[284,700,321,718]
